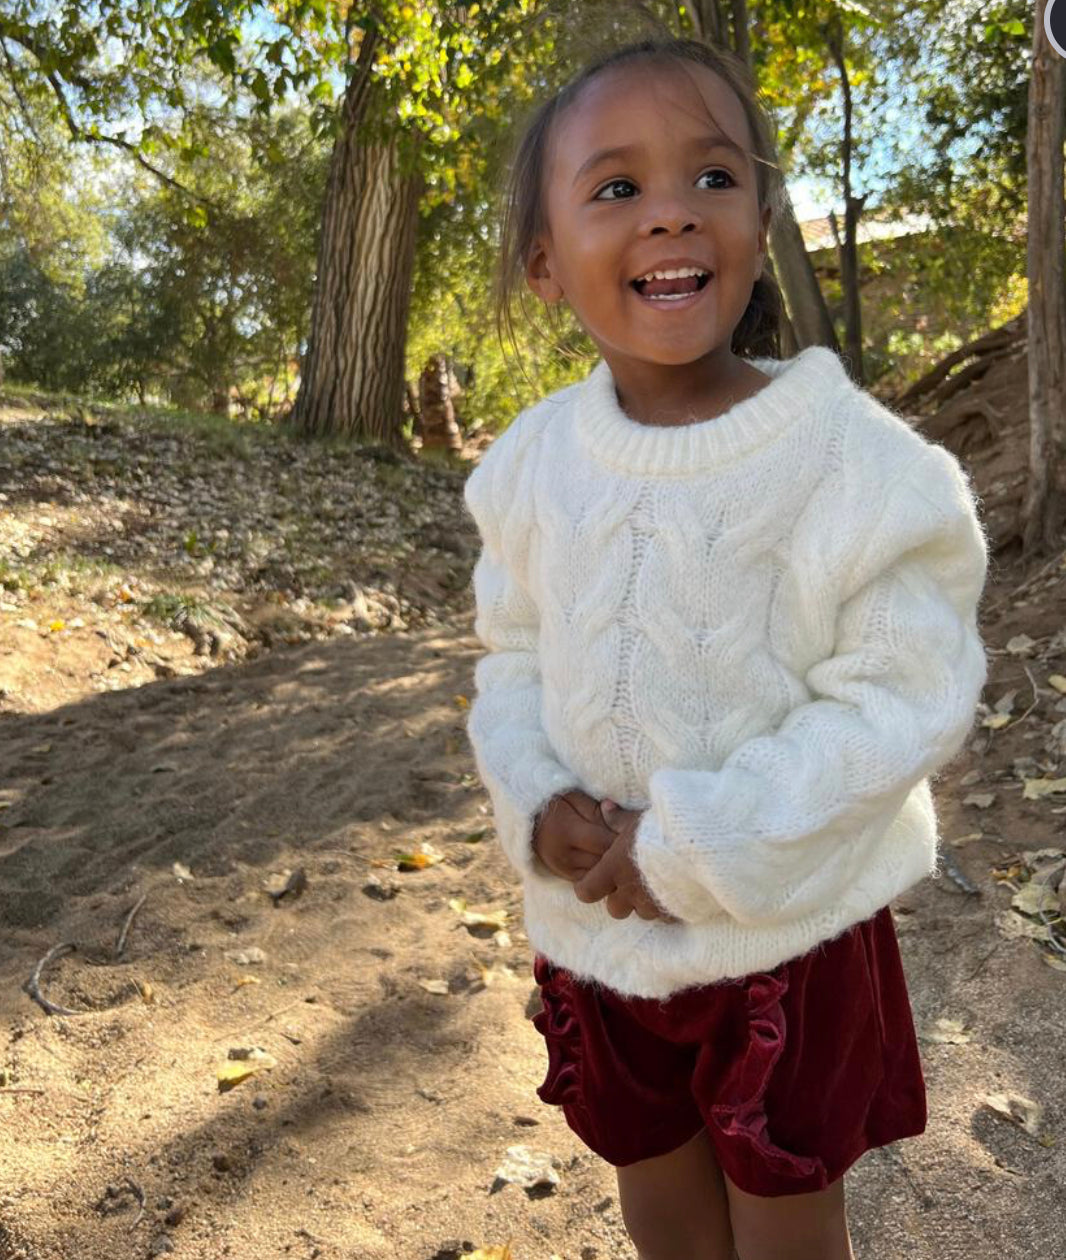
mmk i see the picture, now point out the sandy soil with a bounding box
[1,356,1065,1259]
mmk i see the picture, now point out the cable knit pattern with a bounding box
[463,346,989,999]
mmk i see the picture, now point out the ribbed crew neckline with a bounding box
[574,345,849,476]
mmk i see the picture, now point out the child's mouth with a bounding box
[630,270,712,304]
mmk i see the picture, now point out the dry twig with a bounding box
[23,942,87,1016]
[115,893,147,957]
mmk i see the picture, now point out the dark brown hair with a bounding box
[493,37,786,371]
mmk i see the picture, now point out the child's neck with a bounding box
[607,345,771,428]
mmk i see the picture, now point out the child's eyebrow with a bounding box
[571,134,748,187]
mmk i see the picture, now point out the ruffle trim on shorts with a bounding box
[532,955,583,1109]
[708,969,827,1183]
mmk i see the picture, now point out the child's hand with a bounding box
[532,789,615,882]
[574,800,681,924]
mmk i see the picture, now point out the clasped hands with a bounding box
[531,789,680,924]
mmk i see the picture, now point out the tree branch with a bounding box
[0,19,218,208]
[43,70,219,208]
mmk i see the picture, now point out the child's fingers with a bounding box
[573,851,618,904]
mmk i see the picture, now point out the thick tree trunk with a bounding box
[712,0,839,355]
[1023,6,1066,554]
[292,29,424,447]
[769,180,840,352]
[825,14,865,384]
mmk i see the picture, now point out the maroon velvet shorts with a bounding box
[531,905,926,1197]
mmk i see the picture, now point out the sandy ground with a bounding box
[1,368,1065,1259]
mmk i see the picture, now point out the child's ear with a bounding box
[526,238,565,304]
[754,203,772,282]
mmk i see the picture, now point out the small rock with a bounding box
[163,1204,186,1227]
[491,1144,561,1194]
[150,1236,175,1256]
[362,875,400,901]
[224,947,266,965]
[253,1094,269,1110]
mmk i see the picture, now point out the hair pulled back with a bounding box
[493,37,787,368]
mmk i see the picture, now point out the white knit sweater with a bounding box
[463,346,989,999]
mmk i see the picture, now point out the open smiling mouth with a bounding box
[630,268,712,303]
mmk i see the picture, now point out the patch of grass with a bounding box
[135,405,257,461]
[142,591,227,629]
[0,551,122,595]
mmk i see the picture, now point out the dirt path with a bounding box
[1,382,1065,1258]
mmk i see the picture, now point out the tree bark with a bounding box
[769,179,840,352]
[825,13,865,384]
[682,0,725,43]
[712,0,839,355]
[729,0,751,65]
[1023,5,1066,554]
[292,27,425,448]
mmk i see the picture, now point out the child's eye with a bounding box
[592,169,736,201]
[593,178,637,201]
[697,168,735,189]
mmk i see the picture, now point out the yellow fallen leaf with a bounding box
[1022,777,1066,800]
[981,713,1011,729]
[48,619,65,633]
[396,843,445,871]
[454,694,469,709]
[1048,674,1066,695]
[135,979,155,1004]
[217,1051,277,1092]
[234,975,261,989]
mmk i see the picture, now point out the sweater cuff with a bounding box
[632,807,726,924]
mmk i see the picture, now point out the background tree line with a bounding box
[0,0,1062,547]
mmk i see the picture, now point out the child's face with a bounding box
[526,60,770,370]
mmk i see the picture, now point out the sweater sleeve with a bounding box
[631,439,990,928]
[463,424,583,880]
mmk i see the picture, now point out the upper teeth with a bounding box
[638,266,708,282]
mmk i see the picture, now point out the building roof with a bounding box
[798,210,934,252]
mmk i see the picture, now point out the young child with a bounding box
[463,36,988,1260]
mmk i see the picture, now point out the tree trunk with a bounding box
[714,0,839,355]
[1023,4,1066,554]
[292,28,425,448]
[825,13,865,384]
[769,180,840,353]
[728,0,750,65]
[418,353,463,454]
[682,0,725,43]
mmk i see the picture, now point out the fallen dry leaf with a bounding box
[980,1091,1043,1136]
[448,898,509,930]
[396,842,445,871]
[920,1017,972,1044]
[1011,881,1060,916]
[1022,777,1066,800]
[217,1049,277,1092]
[964,792,997,809]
